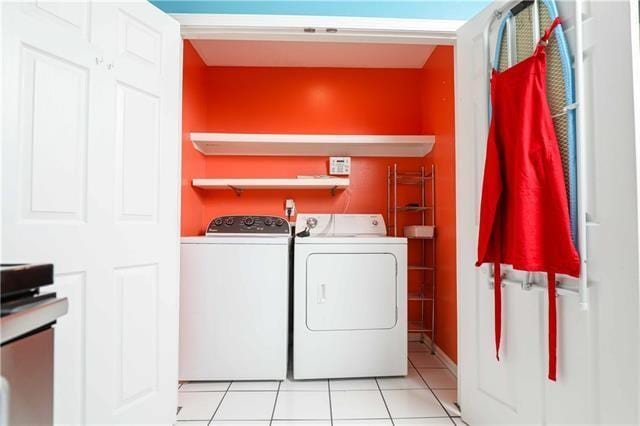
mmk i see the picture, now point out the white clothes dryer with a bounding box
[293,214,407,379]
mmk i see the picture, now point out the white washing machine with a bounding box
[293,214,408,379]
[179,215,290,380]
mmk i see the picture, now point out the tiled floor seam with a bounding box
[206,381,232,425]
[268,381,282,426]
[375,378,395,426]
[409,358,456,423]
[327,379,334,426]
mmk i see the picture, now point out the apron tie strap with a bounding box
[535,16,561,54]
[547,271,557,381]
[494,262,502,361]
[493,268,559,380]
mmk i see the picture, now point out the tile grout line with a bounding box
[375,377,395,426]
[268,380,282,426]
[206,381,232,426]
[409,358,456,424]
[327,379,334,426]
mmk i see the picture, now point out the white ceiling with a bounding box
[190,40,436,69]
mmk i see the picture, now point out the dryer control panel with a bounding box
[206,215,290,236]
[295,214,387,237]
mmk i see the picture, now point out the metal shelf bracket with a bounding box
[228,185,243,196]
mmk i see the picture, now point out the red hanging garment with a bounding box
[476,17,580,381]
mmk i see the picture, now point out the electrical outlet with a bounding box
[285,199,296,218]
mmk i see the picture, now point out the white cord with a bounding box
[341,188,352,213]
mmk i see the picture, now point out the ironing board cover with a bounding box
[494,0,579,248]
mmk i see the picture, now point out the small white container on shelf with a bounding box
[404,225,435,239]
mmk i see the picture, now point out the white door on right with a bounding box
[456,0,640,424]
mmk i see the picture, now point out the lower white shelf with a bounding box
[192,178,349,192]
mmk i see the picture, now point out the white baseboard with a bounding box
[409,334,457,378]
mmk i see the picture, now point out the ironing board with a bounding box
[493,0,578,248]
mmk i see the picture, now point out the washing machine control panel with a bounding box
[206,215,290,236]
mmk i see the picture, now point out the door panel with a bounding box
[86,2,181,424]
[114,264,159,409]
[306,253,397,331]
[3,3,98,424]
[116,9,163,74]
[23,1,90,39]
[2,1,181,424]
[114,83,160,222]
[455,4,535,423]
[474,281,516,412]
[51,272,86,425]
[456,1,640,424]
[19,45,89,221]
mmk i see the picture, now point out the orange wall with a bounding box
[204,67,423,134]
[181,41,207,235]
[180,40,457,361]
[421,46,457,362]
[199,66,425,225]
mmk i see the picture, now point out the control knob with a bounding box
[275,218,284,227]
[243,217,255,226]
[224,217,234,226]
[213,218,223,226]
[264,218,273,226]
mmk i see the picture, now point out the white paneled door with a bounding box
[456,1,640,424]
[2,1,181,424]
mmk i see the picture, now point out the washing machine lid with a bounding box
[296,236,406,245]
[181,236,291,245]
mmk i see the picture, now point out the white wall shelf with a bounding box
[192,177,349,195]
[191,133,435,157]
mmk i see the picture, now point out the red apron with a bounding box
[476,17,580,381]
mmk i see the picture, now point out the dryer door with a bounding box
[306,252,397,331]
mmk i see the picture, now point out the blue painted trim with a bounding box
[492,11,511,70]
[151,1,491,21]
[489,11,511,118]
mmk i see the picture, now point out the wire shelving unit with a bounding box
[388,164,436,353]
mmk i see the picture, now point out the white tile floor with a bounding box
[176,342,464,425]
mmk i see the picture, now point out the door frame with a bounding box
[172,13,462,45]
[172,6,463,376]
[171,11,462,366]
[171,7,640,422]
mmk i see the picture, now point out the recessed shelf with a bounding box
[408,265,435,271]
[408,321,432,333]
[408,292,434,301]
[192,177,349,195]
[191,132,435,157]
[395,172,434,185]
